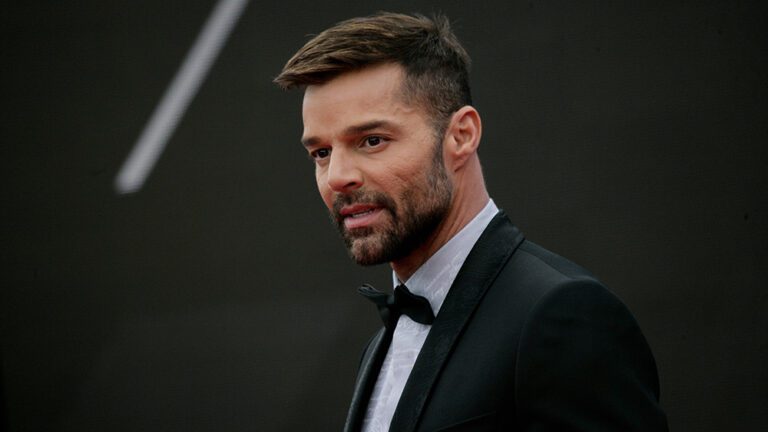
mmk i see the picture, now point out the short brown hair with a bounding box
[274,12,472,133]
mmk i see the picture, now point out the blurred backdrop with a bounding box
[1,1,766,430]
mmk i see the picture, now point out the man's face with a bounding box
[301,63,453,265]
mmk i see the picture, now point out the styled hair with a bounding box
[274,12,472,133]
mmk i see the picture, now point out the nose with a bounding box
[326,149,363,193]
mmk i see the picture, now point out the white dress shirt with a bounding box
[361,199,499,432]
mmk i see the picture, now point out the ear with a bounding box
[444,106,482,172]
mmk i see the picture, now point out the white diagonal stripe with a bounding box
[115,0,249,194]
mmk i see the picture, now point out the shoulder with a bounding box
[490,238,617,310]
[511,239,601,285]
[501,244,666,429]
[495,239,647,356]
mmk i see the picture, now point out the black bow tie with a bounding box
[358,283,436,330]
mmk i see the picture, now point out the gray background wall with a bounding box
[1,1,766,430]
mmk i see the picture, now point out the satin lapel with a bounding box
[389,212,525,431]
[343,327,391,432]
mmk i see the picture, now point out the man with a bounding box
[275,12,668,432]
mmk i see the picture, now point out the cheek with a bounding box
[316,173,333,209]
[385,162,422,192]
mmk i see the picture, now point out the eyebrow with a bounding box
[301,120,396,148]
[344,120,393,136]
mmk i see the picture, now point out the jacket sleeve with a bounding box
[514,280,669,431]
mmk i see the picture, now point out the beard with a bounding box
[330,142,453,266]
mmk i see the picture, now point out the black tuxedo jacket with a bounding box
[344,212,668,431]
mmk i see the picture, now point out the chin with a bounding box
[348,237,389,266]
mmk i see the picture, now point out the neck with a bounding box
[391,179,489,281]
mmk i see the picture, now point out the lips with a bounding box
[339,204,384,230]
[348,209,375,218]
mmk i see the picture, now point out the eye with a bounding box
[363,136,384,147]
[310,148,330,160]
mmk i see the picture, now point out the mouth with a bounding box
[339,205,385,230]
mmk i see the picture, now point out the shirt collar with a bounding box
[392,199,499,315]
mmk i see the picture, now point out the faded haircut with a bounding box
[274,12,472,135]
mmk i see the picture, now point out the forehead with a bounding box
[301,63,423,136]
